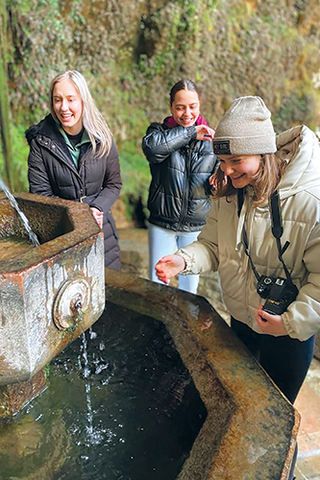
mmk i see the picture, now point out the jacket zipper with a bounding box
[178,143,193,228]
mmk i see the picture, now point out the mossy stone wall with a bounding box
[3,0,320,218]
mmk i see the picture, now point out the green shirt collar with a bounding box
[59,127,91,167]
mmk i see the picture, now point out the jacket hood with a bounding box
[25,114,60,145]
[277,125,320,199]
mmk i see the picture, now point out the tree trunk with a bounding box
[0,1,13,190]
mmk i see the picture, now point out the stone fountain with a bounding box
[104,269,300,480]
[0,192,105,417]
[0,192,299,479]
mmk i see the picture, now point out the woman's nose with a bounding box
[221,164,233,176]
[61,99,69,110]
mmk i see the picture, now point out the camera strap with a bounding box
[238,189,294,284]
[269,191,292,282]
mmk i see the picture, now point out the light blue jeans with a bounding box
[148,223,200,294]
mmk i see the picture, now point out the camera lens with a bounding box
[264,277,272,285]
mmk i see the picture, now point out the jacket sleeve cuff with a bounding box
[281,311,298,338]
[176,249,199,275]
[189,126,197,140]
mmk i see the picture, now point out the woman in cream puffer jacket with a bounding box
[181,124,320,342]
[155,96,320,413]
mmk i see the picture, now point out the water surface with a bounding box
[0,302,207,480]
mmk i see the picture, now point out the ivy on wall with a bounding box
[2,0,320,218]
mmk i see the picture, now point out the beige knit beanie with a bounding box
[213,96,277,156]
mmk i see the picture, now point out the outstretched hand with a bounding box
[195,125,215,141]
[155,255,186,284]
[255,305,288,336]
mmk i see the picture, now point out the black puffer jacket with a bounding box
[26,114,122,270]
[142,122,218,231]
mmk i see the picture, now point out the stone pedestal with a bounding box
[0,193,105,416]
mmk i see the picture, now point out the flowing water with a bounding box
[0,176,40,247]
[0,302,207,480]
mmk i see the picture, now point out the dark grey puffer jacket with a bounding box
[26,114,122,270]
[142,122,218,232]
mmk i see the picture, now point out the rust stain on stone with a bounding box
[0,370,47,417]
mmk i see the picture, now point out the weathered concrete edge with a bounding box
[0,192,102,273]
[105,268,300,480]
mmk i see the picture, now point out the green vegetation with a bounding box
[1,0,319,223]
[0,124,29,191]
[44,363,50,378]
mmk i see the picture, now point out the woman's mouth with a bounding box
[231,174,244,180]
[60,113,73,120]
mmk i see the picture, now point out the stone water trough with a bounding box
[0,192,299,479]
[105,268,300,480]
[0,193,105,417]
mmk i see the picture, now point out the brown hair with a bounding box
[169,79,199,105]
[212,153,288,205]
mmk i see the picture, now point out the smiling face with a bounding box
[218,154,262,188]
[170,89,200,127]
[52,79,83,135]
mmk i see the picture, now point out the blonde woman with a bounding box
[26,70,122,269]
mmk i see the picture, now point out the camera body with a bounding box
[257,276,298,315]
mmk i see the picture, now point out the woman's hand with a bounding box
[195,125,215,141]
[255,305,288,336]
[155,255,186,284]
[209,171,227,188]
[90,207,103,229]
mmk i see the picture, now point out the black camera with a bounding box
[257,276,274,299]
[257,276,298,315]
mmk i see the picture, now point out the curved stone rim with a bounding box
[105,268,300,480]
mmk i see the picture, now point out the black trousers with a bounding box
[230,317,315,404]
[231,318,315,479]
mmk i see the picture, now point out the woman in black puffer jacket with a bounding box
[142,79,218,293]
[26,70,122,270]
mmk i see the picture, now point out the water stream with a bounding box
[0,175,40,247]
[0,302,207,480]
[81,330,105,446]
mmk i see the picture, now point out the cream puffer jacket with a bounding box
[178,125,320,341]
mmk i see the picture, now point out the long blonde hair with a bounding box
[50,70,112,157]
[213,153,287,205]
